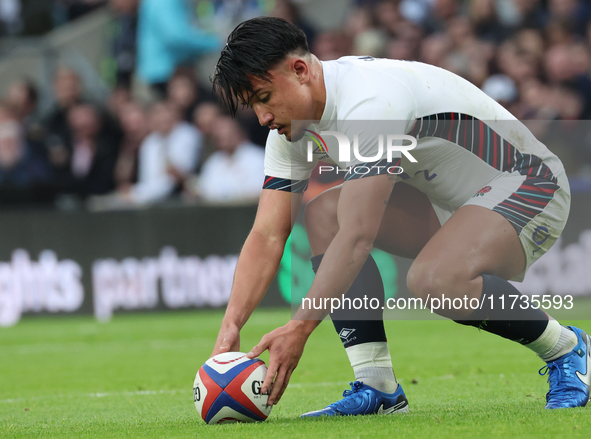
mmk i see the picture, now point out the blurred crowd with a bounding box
[0,65,266,209]
[1,0,591,210]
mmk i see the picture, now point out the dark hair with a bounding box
[212,16,309,116]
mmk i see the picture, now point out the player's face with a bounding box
[244,58,315,141]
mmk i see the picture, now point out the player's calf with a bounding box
[406,261,480,319]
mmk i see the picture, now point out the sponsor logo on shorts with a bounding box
[532,226,550,245]
[472,186,492,198]
[532,226,550,255]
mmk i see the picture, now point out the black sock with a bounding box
[311,254,386,348]
[454,274,549,345]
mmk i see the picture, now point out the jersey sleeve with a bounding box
[262,176,309,193]
[263,129,315,191]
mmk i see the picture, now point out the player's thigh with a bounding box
[305,182,441,258]
[304,184,342,255]
[375,182,441,259]
[407,205,526,300]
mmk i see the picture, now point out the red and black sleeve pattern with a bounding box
[263,176,309,193]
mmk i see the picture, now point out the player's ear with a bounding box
[292,58,310,84]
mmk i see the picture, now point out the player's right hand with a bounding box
[210,323,240,357]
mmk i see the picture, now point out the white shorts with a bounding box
[428,170,571,282]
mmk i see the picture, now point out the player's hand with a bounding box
[247,320,313,405]
[210,322,240,357]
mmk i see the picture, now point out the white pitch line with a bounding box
[1,374,515,405]
[0,382,342,404]
[0,389,191,404]
[0,338,204,356]
[287,381,344,389]
[86,389,189,398]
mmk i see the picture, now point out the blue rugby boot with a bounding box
[539,326,591,409]
[300,381,409,417]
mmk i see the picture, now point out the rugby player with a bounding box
[210,17,591,416]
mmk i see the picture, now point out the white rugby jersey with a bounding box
[263,56,566,211]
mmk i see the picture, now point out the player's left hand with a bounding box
[246,320,314,405]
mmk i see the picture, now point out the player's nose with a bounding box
[253,105,273,127]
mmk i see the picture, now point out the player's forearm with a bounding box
[223,229,287,329]
[293,229,373,323]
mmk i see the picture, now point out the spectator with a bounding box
[469,0,509,44]
[374,0,404,37]
[481,74,518,108]
[6,80,37,124]
[554,81,588,120]
[516,78,557,119]
[5,79,44,144]
[107,84,131,116]
[186,116,264,203]
[167,72,210,123]
[127,101,202,204]
[514,28,545,62]
[113,101,148,192]
[545,44,591,113]
[193,101,221,165]
[51,103,120,198]
[271,0,316,48]
[193,101,221,140]
[0,101,13,123]
[425,0,459,34]
[548,0,591,35]
[420,33,452,66]
[44,67,85,161]
[497,39,538,84]
[344,6,385,57]
[0,118,53,205]
[136,0,221,96]
[512,0,549,30]
[8,0,591,203]
[545,18,575,46]
[354,28,387,59]
[385,21,423,61]
[312,31,352,61]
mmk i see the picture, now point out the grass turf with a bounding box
[1,309,590,438]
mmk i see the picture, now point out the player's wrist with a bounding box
[287,318,318,337]
[221,314,243,331]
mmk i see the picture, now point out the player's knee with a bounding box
[406,262,463,301]
[406,263,436,301]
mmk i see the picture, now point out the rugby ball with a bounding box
[194,352,272,424]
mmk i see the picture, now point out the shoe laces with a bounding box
[330,381,366,410]
[342,381,364,397]
[539,356,574,397]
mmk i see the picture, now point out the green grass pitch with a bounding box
[1,309,590,438]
